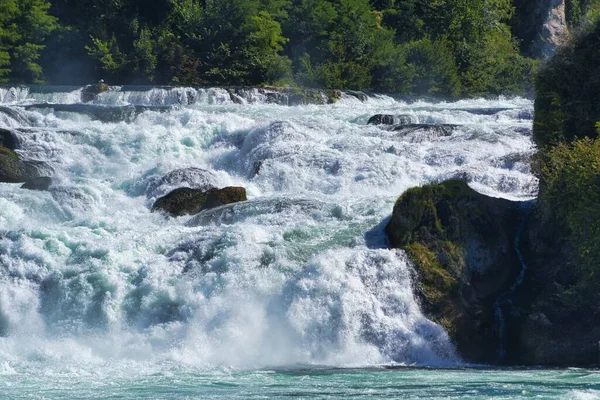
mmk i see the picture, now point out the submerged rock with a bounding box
[152,186,247,217]
[345,91,369,102]
[389,124,459,137]
[0,146,39,183]
[368,114,415,125]
[24,104,136,123]
[386,180,522,363]
[21,177,52,191]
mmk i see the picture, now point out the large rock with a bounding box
[386,180,522,363]
[368,114,415,125]
[0,146,39,183]
[152,186,247,217]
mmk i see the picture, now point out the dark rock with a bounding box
[368,114,415,125]
[0,146,39,183]
[390,124,459,137]
[346,91,369,102]
[227,89,244,104]
[152,186,247,217]
[461,107,511,116]
[386,180,522,363]
[368,114,395,125]
[0,128,17,150]
[81,82,110,103]
[21,177,52,191]
[512,209,600,366]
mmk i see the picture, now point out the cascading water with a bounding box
[0,87,537,377]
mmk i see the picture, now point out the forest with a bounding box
[0,0,597,96]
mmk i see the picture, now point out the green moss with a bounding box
[0,146,18,159]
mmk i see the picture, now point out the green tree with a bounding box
[0,0,57,83]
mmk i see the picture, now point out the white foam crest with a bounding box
[28,88,83,104]
[0,86,29,104]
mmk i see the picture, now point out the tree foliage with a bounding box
[0,0,539,95]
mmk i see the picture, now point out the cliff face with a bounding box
[513,0,569,58]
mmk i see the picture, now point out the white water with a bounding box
[0,87,536,374]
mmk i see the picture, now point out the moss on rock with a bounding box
[387,180,522,362]
[0,146,39,183]
[152,186,247,217]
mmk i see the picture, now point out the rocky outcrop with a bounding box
[386,180,522,363]
[0,128,17,150]
[513,0,569,58]
[512,210,600,366]
[152,186,247,217]
[0,146,39,183]
[387,179,600,366]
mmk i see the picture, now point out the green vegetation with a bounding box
[0,0,542,96]
[533,16,600,312]
[533,19,600,148]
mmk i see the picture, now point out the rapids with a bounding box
[0,86,536,374]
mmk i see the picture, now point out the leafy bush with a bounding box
[538,138,600,285]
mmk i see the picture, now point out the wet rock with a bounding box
[146,167,219,199]
[21,176,52,191]
[462,107,512,116]
[386,180,522,363]
[390,124,459,137]
[0,146,39,183]
[346,91,369,102]
[152,186,247,217]
[81,81,110,103]
[0,128,17,150]
[368,114,415,125]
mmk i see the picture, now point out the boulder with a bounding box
[0,128,17,150]
[0,146,39,183]
[390,124,459,137]
[21,177,52,191]
[367,114,415,126]
[386,180,522,363]
[152,186,247,217]
[81,82,110,103]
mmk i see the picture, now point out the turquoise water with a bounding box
[2,365,599,399]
